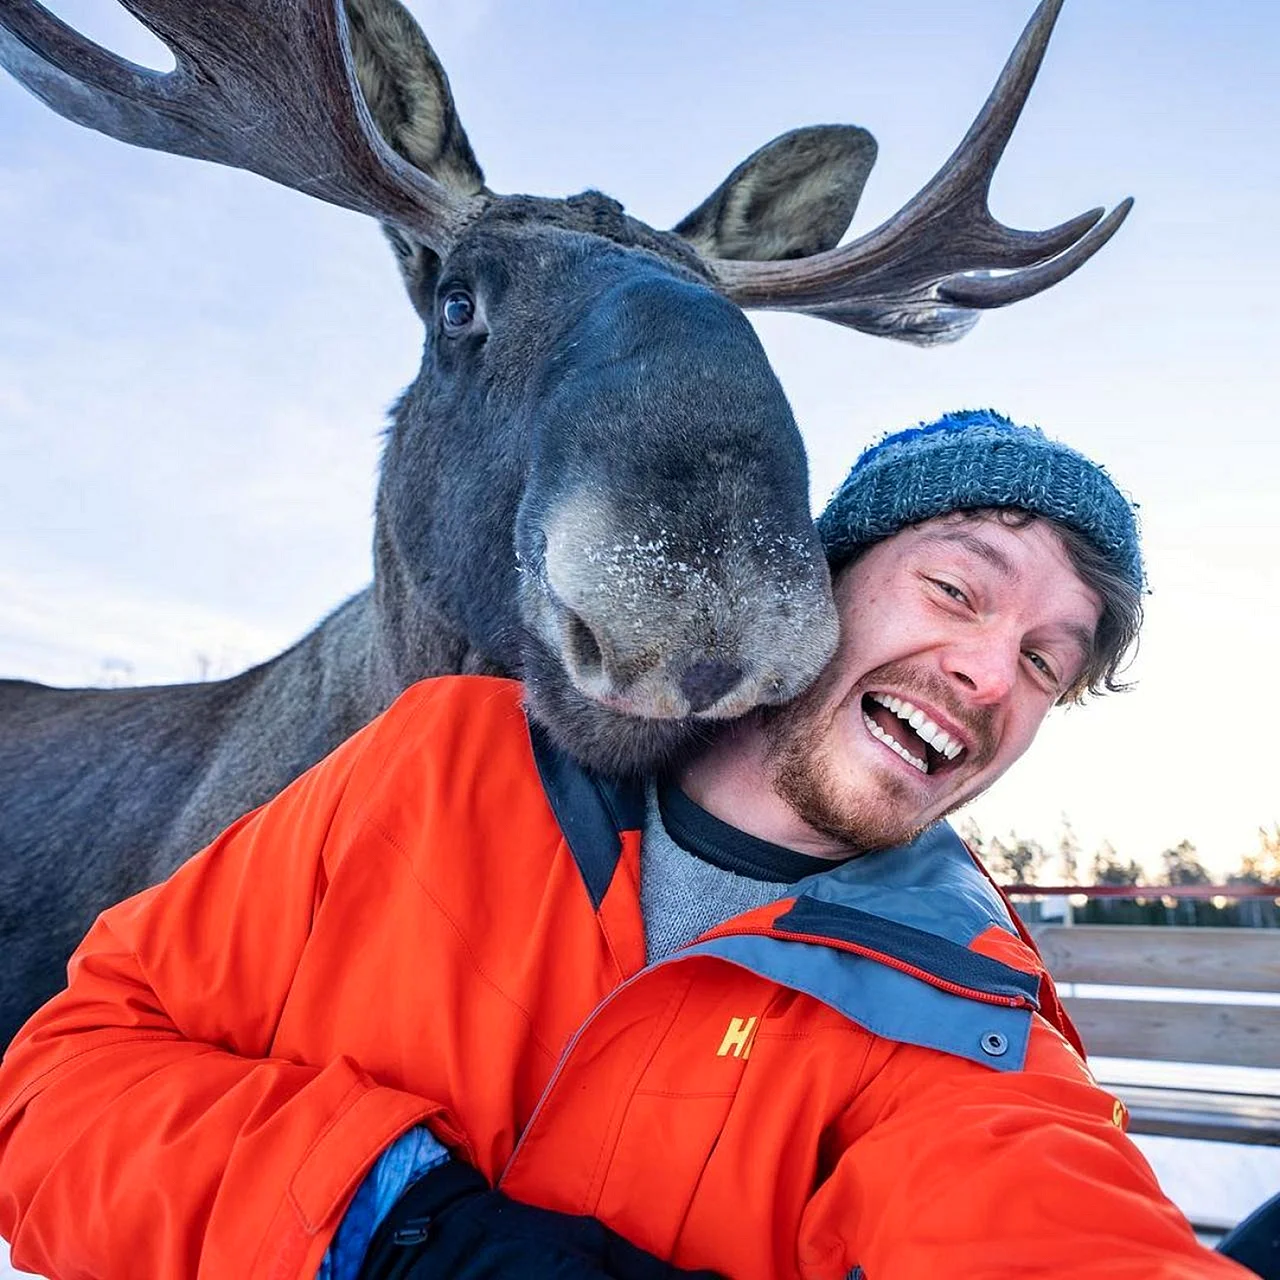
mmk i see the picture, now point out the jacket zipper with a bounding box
[502,949,702,1178]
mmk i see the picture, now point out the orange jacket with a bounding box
[0,677,1244,1279]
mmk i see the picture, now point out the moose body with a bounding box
[0,0,1129,1044]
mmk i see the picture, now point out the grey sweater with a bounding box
[639,782,837,963]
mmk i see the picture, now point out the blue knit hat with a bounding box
[817,409,1143,590]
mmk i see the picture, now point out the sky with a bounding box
[1,0,1277,878]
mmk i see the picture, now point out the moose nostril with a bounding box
[680,659,742,713]
[564,611,605,681]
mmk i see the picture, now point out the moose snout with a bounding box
[533,499,838,722]
[680,659,743,713]
[552,592,749,719]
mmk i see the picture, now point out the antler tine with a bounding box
[709,0,1132,344]
[0,1,157,107]
[939,198,1133,309]
[0,0,480,252]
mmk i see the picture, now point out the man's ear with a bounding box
[674,125,877,262]
[346,0,488,319]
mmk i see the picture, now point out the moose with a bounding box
[0,0,1129,1045]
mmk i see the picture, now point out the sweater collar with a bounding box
[526,713,1018,953]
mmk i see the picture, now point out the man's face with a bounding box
[762,512,1102,853]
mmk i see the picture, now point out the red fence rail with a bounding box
[1000,884,1279,899]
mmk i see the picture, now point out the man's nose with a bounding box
[942,638,1018,704]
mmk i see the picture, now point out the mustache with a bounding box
[852,659,998,764]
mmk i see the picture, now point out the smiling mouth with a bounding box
[860,692,967,776]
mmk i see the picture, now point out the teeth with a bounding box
[869,693,966,764]
[862,712,928,774]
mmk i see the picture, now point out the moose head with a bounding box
[0,0,1129,778]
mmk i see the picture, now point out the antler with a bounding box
[0,0,481,252]
[709,0,1133,345]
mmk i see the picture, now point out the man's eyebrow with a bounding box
[918,530,1018,579]
[1060,622,1097,668]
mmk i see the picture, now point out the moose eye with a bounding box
[440,289,476,334]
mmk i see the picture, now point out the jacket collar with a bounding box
[528,721,644,909]
[527,717,1027,986]
[527,721,1048,1071]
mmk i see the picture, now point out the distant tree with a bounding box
[1229,825,1280,927]
[1235,823,1280,886]
[1092,842,1142,885]
[955,815,985,859]
[987,833,1046,883]
[1160,839,1211,886]
[1056,815,1081,884]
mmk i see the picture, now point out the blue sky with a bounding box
[1,0,1277,875]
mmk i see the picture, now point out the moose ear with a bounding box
[674,125,877,262]
[346,0,486,315]
[346,0,486,194]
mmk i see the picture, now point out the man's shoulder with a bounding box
[356,676,546,823]
[384,675,529,747]
[338,674,589,930]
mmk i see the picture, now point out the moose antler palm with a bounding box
[1,0,1127,343]
[0,0,482,250]
[708,0,1131,341]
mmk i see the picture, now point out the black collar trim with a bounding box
[527,720,645,909]
[775,897,1041,1006]
[657,783,838,883]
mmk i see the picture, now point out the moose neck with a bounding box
[368,509,504,695]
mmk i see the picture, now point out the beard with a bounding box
[759,658,996,854]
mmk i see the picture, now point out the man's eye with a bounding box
[932,579,968,605]
[1025,650,1058,682]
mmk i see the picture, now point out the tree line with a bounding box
[958,819,1280,928]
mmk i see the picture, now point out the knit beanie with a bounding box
[816,409,1143,591]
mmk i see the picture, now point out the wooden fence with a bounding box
[1003,886,1280,1147]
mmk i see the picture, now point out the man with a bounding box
[0,411,1248,1279]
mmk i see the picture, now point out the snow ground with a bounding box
[1093,1057,1280,1236]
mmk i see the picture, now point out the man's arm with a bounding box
[801,1016,1251,1278]
[0,691,462,1280]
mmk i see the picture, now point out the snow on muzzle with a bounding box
[530,501,839,720]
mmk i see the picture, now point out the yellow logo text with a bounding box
[717,1015,759,1060]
